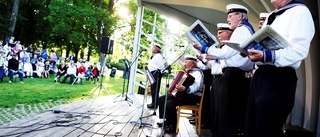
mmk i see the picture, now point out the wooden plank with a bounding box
[65,103,130,136]
[0,94,207,137]
[0,96,102,136]
[31,96,117,137]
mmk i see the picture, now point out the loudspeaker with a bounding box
[100,36,110,54]
[108,39,114,54]
[100,36,114,54]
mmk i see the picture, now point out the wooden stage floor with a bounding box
[0,94,212,137]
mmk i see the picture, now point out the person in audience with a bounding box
[21,52,29,65]
[26,44,34,58]
[68,53,76,62]
[18,59,24,76]
[77,63,86,83]
[49,61,56,74]
[157,55,204,133]
[20,48,29,63]
[35,48,41,58]
[8,36,16,48]
[41,47,48,61]
[54,61,67,82]
[8,54,24,83]
[0,50,5,83]
[12,44,20,59]
[43,61,50,78]
[24,59,33,78]
[61,62,77,84]
[30,55,38,70]
[49,50,57,65]
[36,60,44,78]
[92,65,100,82]
[85,66,94,81]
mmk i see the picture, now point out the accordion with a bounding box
[168,71,195,99]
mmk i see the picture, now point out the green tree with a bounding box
[117,0,165,69]
[46,0,117,61]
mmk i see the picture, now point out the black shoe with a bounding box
[201,123,209,129]
[147,104,155,108]
[157,122,163,127]
[189,119,195,125]
[164,125,176,133]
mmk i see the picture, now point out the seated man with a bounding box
[8,54,24,83]
[61,62,77,84]
[157,55,204,133]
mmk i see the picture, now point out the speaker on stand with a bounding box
[91,36,115,96]
[100,36,114,54]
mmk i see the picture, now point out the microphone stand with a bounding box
[114,50,144,106]
[159,47,188,136]
[130,66,155,128]
[159,64,172,137]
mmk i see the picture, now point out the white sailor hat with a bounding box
[154,44,161,49]
[217,23,232,31]
[226,4,249,14]
[184,55,197,62]
[259,13,268,20]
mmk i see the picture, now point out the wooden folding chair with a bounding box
[176,85,205,134]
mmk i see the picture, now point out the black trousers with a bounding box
[150,70,162,107]
[210,74,223,133]
[245,65,297,137]
[201,69,212,127]
[212,67,251,137]
[158,94,200,127]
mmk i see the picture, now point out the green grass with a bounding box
[0,68,174,125]
[0,69,145,108]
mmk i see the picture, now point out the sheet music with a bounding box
[145,66,155,85]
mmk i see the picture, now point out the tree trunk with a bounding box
[8,0,19,38]
[87,47,91,61]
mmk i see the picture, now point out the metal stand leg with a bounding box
[114,78,133,106]
[91,74,109,96]
[130,79,152,128]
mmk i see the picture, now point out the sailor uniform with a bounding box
[199,4,254,136]
[158,67,204,129]
[147,52,165,108]
[245,1,315,137]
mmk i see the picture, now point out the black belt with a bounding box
[213,74,222,78]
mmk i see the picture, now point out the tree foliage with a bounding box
[118,0,165,69]
[1,0,118,62]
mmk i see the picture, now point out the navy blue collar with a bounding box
[238,21,255,34]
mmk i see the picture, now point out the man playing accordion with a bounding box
[157,55,204,133]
